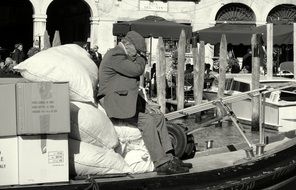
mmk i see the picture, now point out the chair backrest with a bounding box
[280,61,294,74]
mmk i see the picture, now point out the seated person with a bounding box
[97,31,192,175]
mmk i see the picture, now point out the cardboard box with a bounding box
[16,82,70,135]
[18,134,69,185]
[0,84,17,137]
[0,137,18,186]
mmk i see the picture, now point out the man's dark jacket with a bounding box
[98,45,146,119]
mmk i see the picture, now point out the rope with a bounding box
[84,175,100,190]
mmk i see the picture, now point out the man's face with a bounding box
[18,45,23,51]
[125,41,137,58]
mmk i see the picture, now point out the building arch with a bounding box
[215,3,255,24]
[0,0,34,58]
[208,1,258,25]
[266,4,296,24]
[33,0,98,48]
[46,0,92,45]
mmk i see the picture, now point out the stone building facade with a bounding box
[4,0,296,54]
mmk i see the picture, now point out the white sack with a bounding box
[114,121,142,142]
[114,123,154,173]
[14,44,98,103]
[70,101,119,149]
[69,139,133,176]
[124,149,154,173]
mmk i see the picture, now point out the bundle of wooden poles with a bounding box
[152,23,296,131]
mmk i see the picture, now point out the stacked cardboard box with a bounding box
[0,80,70,186]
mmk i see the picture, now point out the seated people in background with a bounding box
[184,64,193,89]
[227,50,240,73]
[90,45,102,69]
[3,57,16,73]
[241,48,252,73]
[11,43,25,64]
[0,57,21,77]
[97,31,192,175]
[27,40,40,58]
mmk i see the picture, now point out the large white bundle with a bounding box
[14,44,98,103]
[114,123,154,173]
[70,101,119,149]
[124,149,154,173]
[114,121,142,142]
[69,139,133,176]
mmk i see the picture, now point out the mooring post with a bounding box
[217,34,227,126]
[177,30,186,110]
[251,33,262,131]
[294,23,296,79]
[194,41,205,122]
[156,37,166,113]
[192,35,199,122]
[266,23,273,79]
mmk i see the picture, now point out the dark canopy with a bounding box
[113,16,192,40]
[197,24,293,45]
[197,24,258,45]
[256,24,293,45]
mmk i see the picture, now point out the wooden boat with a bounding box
[203,74,296,132]
[1,130,296,190]
[2,88,296,190]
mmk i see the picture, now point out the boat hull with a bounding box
[2,138,296,190]
[203,90,296,132]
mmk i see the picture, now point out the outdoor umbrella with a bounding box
[113,16,192,40]
[43,30,51,50]
[197,24,258,45]
[52,30,61,47]
[256,24,293,45]
[197,23,294,45]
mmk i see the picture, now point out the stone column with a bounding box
[33,14,47,49]
[90,16,100,48]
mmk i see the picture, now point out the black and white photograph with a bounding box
[1,0,296,189]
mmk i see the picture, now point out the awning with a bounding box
[256,24,293,45]
[197,24,293,45]
[197,24,257,45]
[113,16,192,40]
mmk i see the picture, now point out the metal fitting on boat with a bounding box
[244,147,255,159]
[205,140,213,149]
[255,144,265,156]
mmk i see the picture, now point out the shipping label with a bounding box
[48,151,64,165]
[31,100,58,114]
[0,151,6,169]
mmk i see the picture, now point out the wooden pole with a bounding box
[157,37,166,113]
[294,23,296,79]
[217,34,227,126]
[177,30,186,110]
[251,33,262,131]
[194,41,205,122]
[193,36,199,121]
[266,23,273,78]
[218,34,227,98]
[149,37,152,67]
[193,36,199,104]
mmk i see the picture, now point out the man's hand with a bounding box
[137,51,147,61]
[145,101,161,114]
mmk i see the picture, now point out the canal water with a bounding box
[174,113,275,151]
[173,113,296,189]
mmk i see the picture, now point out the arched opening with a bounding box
[267,4,296,64]
[214,3,256,59]
[215,3,255,23]
[46,0,91,46]
[267,4,296,24]
[0,0,33,60]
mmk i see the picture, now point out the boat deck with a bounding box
[2,131,296,190]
